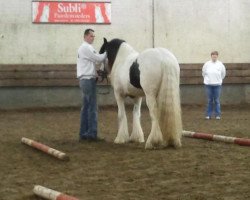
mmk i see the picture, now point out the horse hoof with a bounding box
[167,138,182,148]
[174,140,182,148]
[145,140,167,149]
[129,137,145,143]
[114,137,129,144]
[145,142,154,149]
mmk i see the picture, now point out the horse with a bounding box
[32,2,39,22]
[95,5,104,23]
[40,4,50,22]
[100,38,182,149]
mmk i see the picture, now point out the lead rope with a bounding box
[96,61,110,95]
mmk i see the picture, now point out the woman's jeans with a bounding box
[205,85,222,117]
[79,78,97,139]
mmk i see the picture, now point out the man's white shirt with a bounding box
[77,41,106,79]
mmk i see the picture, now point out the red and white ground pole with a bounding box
[183,130,250,146]
[21,137,69,160]
[33,185,79,200]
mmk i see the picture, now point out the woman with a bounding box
[202,51,226,120]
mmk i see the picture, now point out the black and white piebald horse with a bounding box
[100,38,182,149]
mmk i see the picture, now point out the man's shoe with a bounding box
[79,135,90,142]
[79,138,88,143]
[205,116,211,120]
[215,116,221,120]
[89,137,105,142]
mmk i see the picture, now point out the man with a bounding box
[202,51,226,120]
[77,29,106,141]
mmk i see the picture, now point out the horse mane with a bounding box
[106,39,125,68]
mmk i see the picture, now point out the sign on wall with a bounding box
[32,1,111,24]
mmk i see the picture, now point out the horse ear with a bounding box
[100,38,107,54]
[103,37,108,44]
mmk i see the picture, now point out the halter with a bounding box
[96,68,109,84]
[96,61,110,95]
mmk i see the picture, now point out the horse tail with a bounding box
[156,50,182,147]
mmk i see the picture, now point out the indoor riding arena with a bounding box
[0,0,250,200]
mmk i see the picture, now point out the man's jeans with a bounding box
[79,78,97,139]
[205,85,222,117]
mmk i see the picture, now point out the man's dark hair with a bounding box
[84,29,94,37]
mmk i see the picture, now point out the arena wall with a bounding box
[154,0,250,63]
[1,85,250,109]
[0,0,249,109]
[0,0,153,64]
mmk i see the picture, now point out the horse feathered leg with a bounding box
[114,92,130,144]
[145,95,166,149]
[130,97,144,143]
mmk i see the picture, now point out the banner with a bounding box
[32,1,111,24]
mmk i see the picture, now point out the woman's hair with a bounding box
[211,51,219,56]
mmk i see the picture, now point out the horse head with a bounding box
[99,38,125,70]
[99,38,108,54]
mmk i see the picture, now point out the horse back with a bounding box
[137,48,180,95]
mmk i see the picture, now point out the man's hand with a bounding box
[96,69,109,83]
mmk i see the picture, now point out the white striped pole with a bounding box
[21,137,69,161]
[183,130,250,146]
[33,185,79,200]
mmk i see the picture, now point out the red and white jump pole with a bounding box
[33,185,79,200]
[21,137,69,161]
[183,130,250,146]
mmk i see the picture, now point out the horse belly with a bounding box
[126,86,145,97]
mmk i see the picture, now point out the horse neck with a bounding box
[110,43,138,84]
[112,43,138,69]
